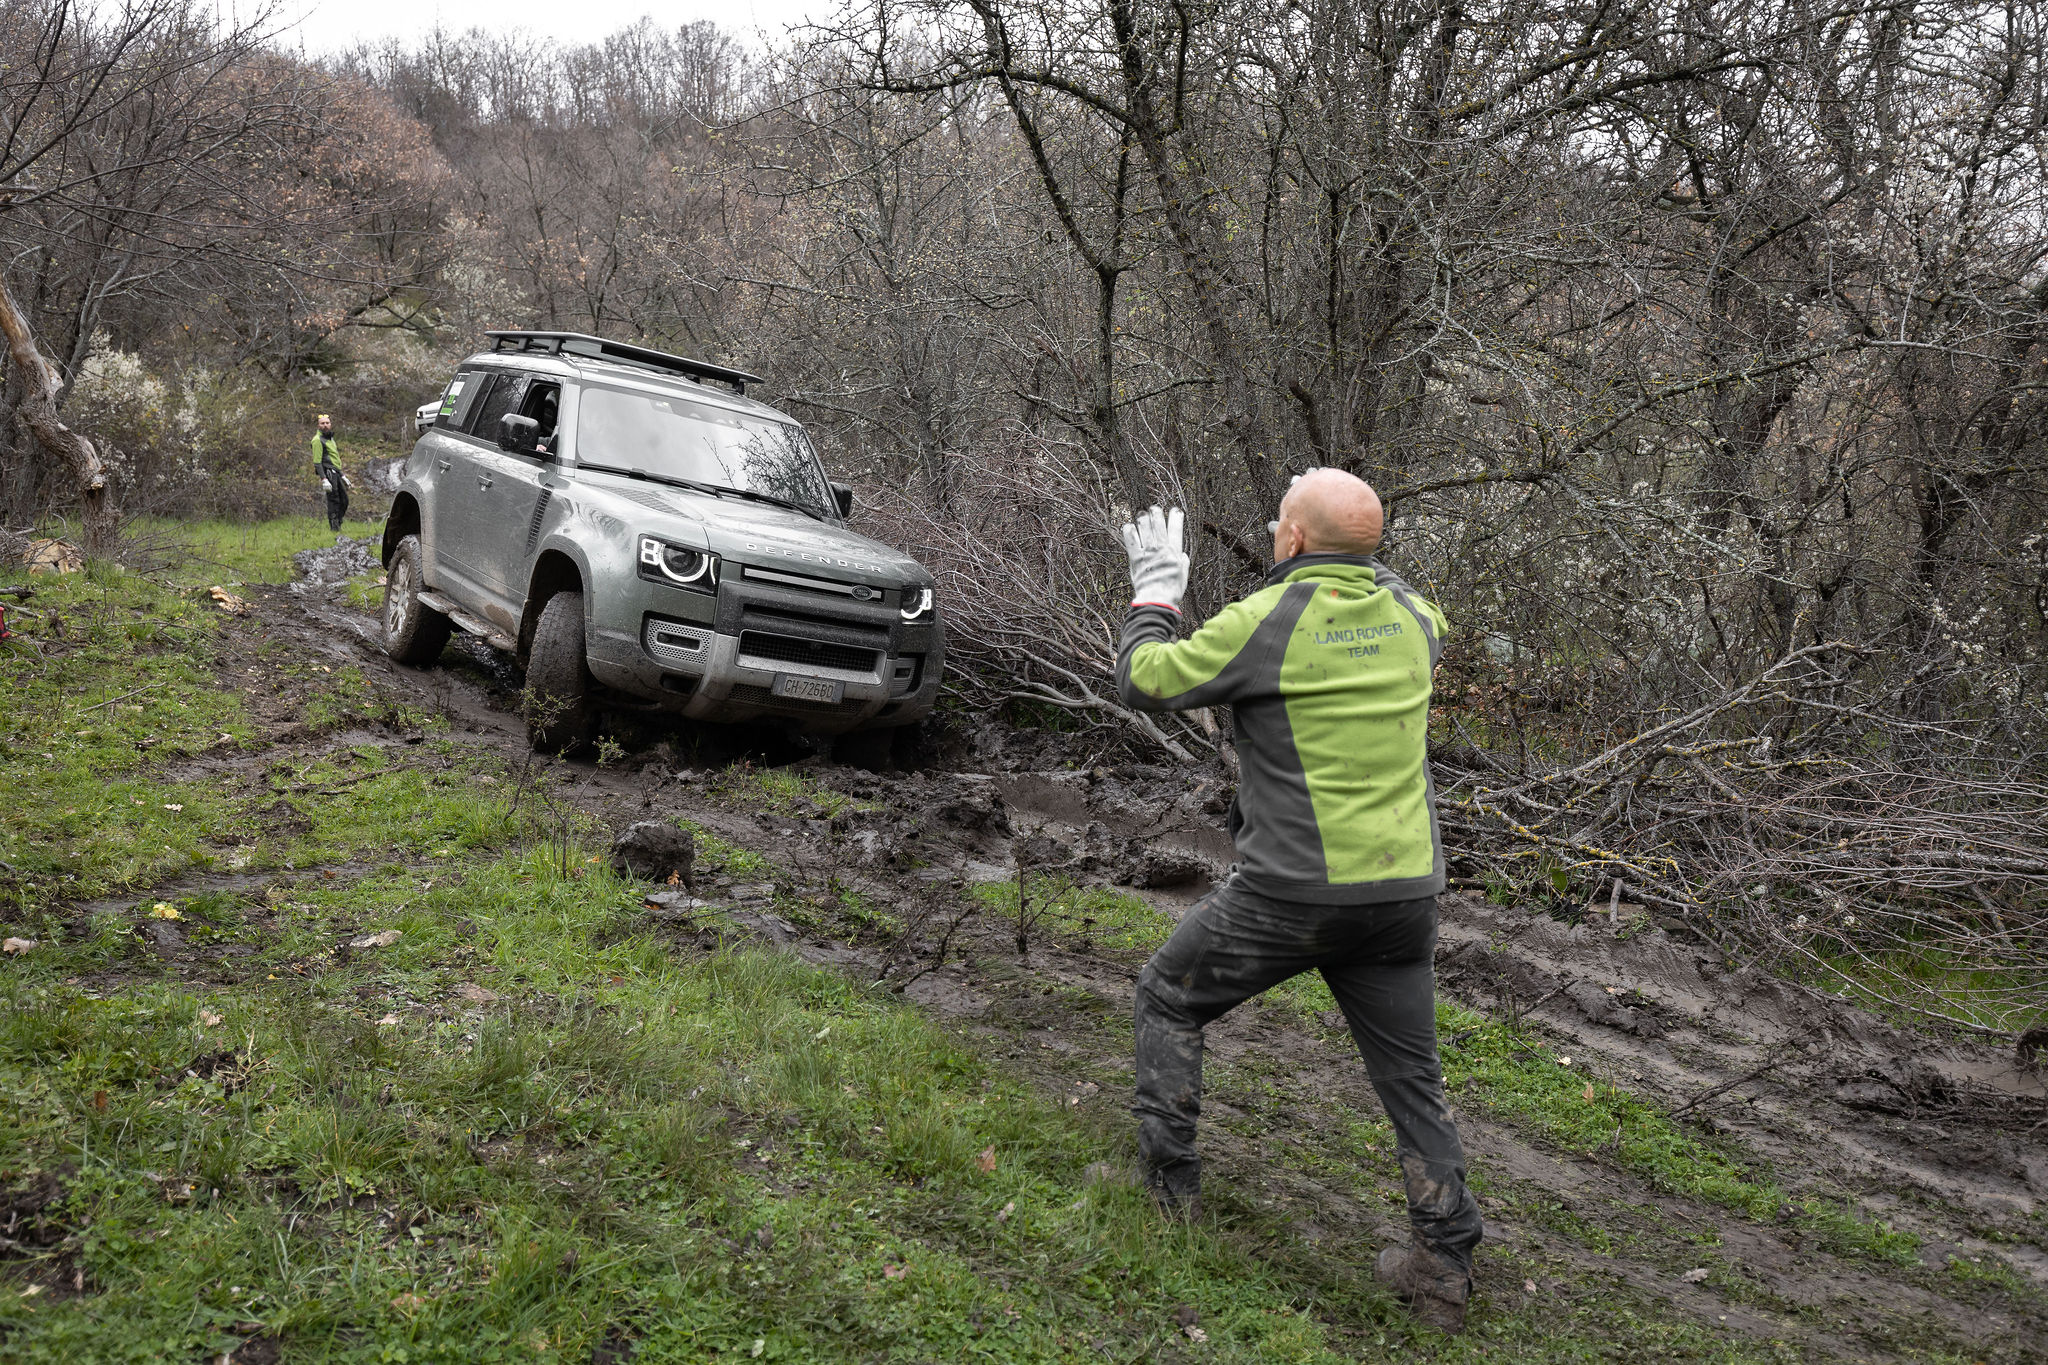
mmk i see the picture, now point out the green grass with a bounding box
[135,515,386,585]
[969,876,1176,954]
[0,549,498,921]
[712,766,871,820]
[0,845,1804,1364]
[343,566,388,614]
[677,820,774,881]
[0,518,1964,1362]
[0,562,257,912]
[1808,942,2047,1036]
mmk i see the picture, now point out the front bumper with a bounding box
[583,566,943,733]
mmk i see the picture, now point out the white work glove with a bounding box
[321,479,332,493]
[1121,505,1189,613]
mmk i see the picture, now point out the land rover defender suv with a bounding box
[379,330,944,754]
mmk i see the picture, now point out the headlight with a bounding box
[900,585,934,622]
[638,536,719,591]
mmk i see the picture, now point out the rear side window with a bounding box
[435,371,483,429]
[466,373,529,441]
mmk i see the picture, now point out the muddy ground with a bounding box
[175,540,2048,1359]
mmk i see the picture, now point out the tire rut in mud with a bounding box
[236,547,2048,1361]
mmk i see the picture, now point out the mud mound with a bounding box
[1433,893,2048,1243]
[290,536,378,590]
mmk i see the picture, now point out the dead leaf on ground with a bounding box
[1681,1267,1710,1282]
[996,1200,1015,1223]
[976,1145,997,1172]
[453,983,499,1004]
[390,1292,426,1313]
[882,1263,905,1280]
[198,1010,223,1027]
[3,937,36,954]
[348,930,403,949]
[207,585,248,614]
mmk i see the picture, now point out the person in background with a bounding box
[313,413,349,534]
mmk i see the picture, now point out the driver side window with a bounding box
[520,382,561,455]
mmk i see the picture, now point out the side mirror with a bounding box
[499,412,539,453]
[830,481,854,519]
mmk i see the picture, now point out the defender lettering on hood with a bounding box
[741,540,890,577]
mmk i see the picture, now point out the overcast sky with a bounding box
[269,0,833,54]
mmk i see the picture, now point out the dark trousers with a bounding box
[1133,882,1484,1268]
[325,483,349,532]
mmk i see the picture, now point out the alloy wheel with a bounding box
[387,559,411,636]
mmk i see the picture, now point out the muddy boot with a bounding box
[1375,1235,1470,1333]
[1142,1162,1202,1224]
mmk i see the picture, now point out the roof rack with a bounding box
[483,331,761,395]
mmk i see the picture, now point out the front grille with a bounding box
[729,683,858,712]
[737,631,878,674]
[739,603,890,644]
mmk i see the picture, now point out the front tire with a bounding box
[524,590,597,754]
[383,534,451,665]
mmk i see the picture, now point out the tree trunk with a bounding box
[0,275,113,557]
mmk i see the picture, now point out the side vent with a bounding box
[524,490,553,555]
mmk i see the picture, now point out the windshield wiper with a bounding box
[718,485,825,521]
[579,463,727,500]
[580,463,825,521]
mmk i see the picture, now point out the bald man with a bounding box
[1116,470,1481,1332]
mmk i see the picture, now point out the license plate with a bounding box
[772,674,843,704]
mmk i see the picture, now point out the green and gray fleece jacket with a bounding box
[1116,555,1448,905]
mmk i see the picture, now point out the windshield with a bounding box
[577,386,831,516]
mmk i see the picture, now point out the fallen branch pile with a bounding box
[1433,641,2048,1036]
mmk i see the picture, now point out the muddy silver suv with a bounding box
[380,331,944,755]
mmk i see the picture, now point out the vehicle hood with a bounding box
[574,469,930,586]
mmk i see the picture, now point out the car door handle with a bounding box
[435,459,451,473]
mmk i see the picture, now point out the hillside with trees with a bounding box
[1,6,2044,1354]
[9,0,2041,1032]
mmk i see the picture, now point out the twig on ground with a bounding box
[74,683,165,714]
[1670,1047,1798,1118]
